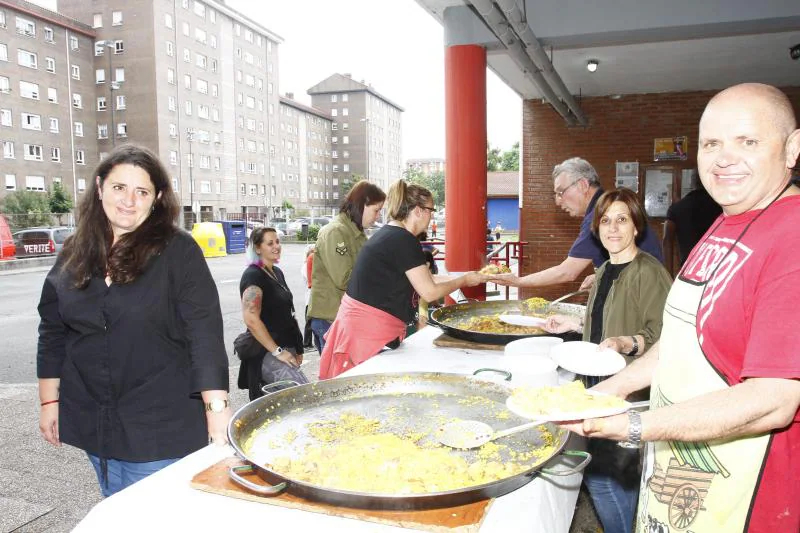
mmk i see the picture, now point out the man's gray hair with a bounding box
[552,157,600,186]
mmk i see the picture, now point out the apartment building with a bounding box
[57,0,284,222]
[406,157,445,176]
[308,73,403,195]
[278,93,334,217]
[0,0,98,202]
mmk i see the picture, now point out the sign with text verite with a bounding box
[653,136,689,161]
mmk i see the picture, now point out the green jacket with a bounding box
[308,213,367,321]
[583,251,672,364]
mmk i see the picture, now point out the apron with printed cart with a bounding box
[636,224,771,533]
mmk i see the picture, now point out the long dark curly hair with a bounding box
[61,144,180,288]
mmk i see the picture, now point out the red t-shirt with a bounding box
[680,194,800,531]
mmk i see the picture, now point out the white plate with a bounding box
[550,341,627,376]
[499,314,547,328]
[506,391,631,422]
[504,336,564,358]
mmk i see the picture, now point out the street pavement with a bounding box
[0,241,598,532]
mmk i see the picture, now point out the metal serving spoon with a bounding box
[437,400,650,449]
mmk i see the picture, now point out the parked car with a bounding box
[287,217,331,235]
[0,215,15,259]
[244,221,285,239]
[12,227,74,258]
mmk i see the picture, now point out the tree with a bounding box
[49,183,73,225]
[500,142,520,171]
[340,174,362,198]
[403,168,445,207]
[281,200,294,210]
[487,144,502,172]
[0,190,52,229]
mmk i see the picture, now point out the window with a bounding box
[166,41,174,56]
[184,74,191,89]
[46,87,56,103]
[343,164,350,172]
[0,12,4,29]
[112,11,123,26]
[92,13,102,28]
[2,141,14,159]
[182,22,189,36]
[211,84,218,97]
[74,122,83,136]
[343,136,349,144]
[169,123,177,138]
[168,96,176,111]
[115,40,124,54]
[72,93,82,109]
[117,123,127,137]
[164,13,173,29]
[0,109,10,126]
[21,113,41,130]
[70,36,78,51]
[248,184,257,195]
[199,155,210,169]
[239,183,246,196]
[78,179,86,192]
[210,59,217,72]
[342,94,349,102]
[331,94,337,103]
[16,16,35,37]
[212,108,219,121]
[331,109,338,117]
[195,53,207,69]
[96,69,105,84]
[210,9,216,23]
[184,101,192,115]
[214,158,220,171]
[5,175,15,191]
[115,68,124,83]
[246,96,255,109]
[183,48,190,62]
[50,147,60,162]
[197,104,209,119]
[116,94,126,110]
[49,117,59,133]
[45,57,55,72]
[97,96,107,110]
[342,108,349,116]
[169,151,177,165]
[331,136,338,144]
[71,64,80,80]
[194,28,206,44]
[0,44,6,62]
[210,35,216,49]
[19,81,39,100]
[17,49,37,69]
[24,144,43,161]
[194,2,205,17]
[167,68,175,84]
[196,79,208,94]
[182,0,188,8]
[75,150,85,165]
[97,124,108,138]
[25,176,46,192]
[200,181,211,193]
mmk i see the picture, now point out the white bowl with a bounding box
[504,336,564,358]
[550,341,626,377]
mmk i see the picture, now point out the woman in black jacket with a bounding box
[37,145,230,497]
[239,227,304,400]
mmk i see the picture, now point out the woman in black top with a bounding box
[239,227,304,400]
[37,145,229,498]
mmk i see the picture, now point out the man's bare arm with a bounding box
[491,256,592,288]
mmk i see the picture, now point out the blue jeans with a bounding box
[310,318,332,354]
[87,454,179,497]
[582,440,640,533]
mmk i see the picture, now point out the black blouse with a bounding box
[37,231,229,462]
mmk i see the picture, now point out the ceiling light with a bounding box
[587,60,599,73]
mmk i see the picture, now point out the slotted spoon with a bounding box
[436,419,545,449]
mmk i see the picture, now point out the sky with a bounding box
[42,0,522,162]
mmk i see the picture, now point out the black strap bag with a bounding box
[233,329,267,361]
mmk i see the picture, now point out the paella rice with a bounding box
[511,380,627,417]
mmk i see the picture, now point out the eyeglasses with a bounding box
[554,179,581,199]
[418,205,436,213]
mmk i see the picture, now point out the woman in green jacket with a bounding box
[544,187,672,533]
[308,180,386,353]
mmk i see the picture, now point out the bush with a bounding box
[307,224,321,242]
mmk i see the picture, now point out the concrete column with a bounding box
[444,44,487,300]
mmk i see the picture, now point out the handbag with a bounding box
[261,348,309,393]
[233,329,266,361]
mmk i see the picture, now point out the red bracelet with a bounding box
[41,399,59,407]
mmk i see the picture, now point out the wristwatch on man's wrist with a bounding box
[628,336,639,356]
[619,410,642,448]
[205,398,229,413]
[271,346,283,357]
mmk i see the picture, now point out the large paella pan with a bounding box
[429,299,586,345]
[227,372,589,510]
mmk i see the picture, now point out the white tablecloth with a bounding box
[74,326,583,533]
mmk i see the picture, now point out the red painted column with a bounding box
[445,45,487,300]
